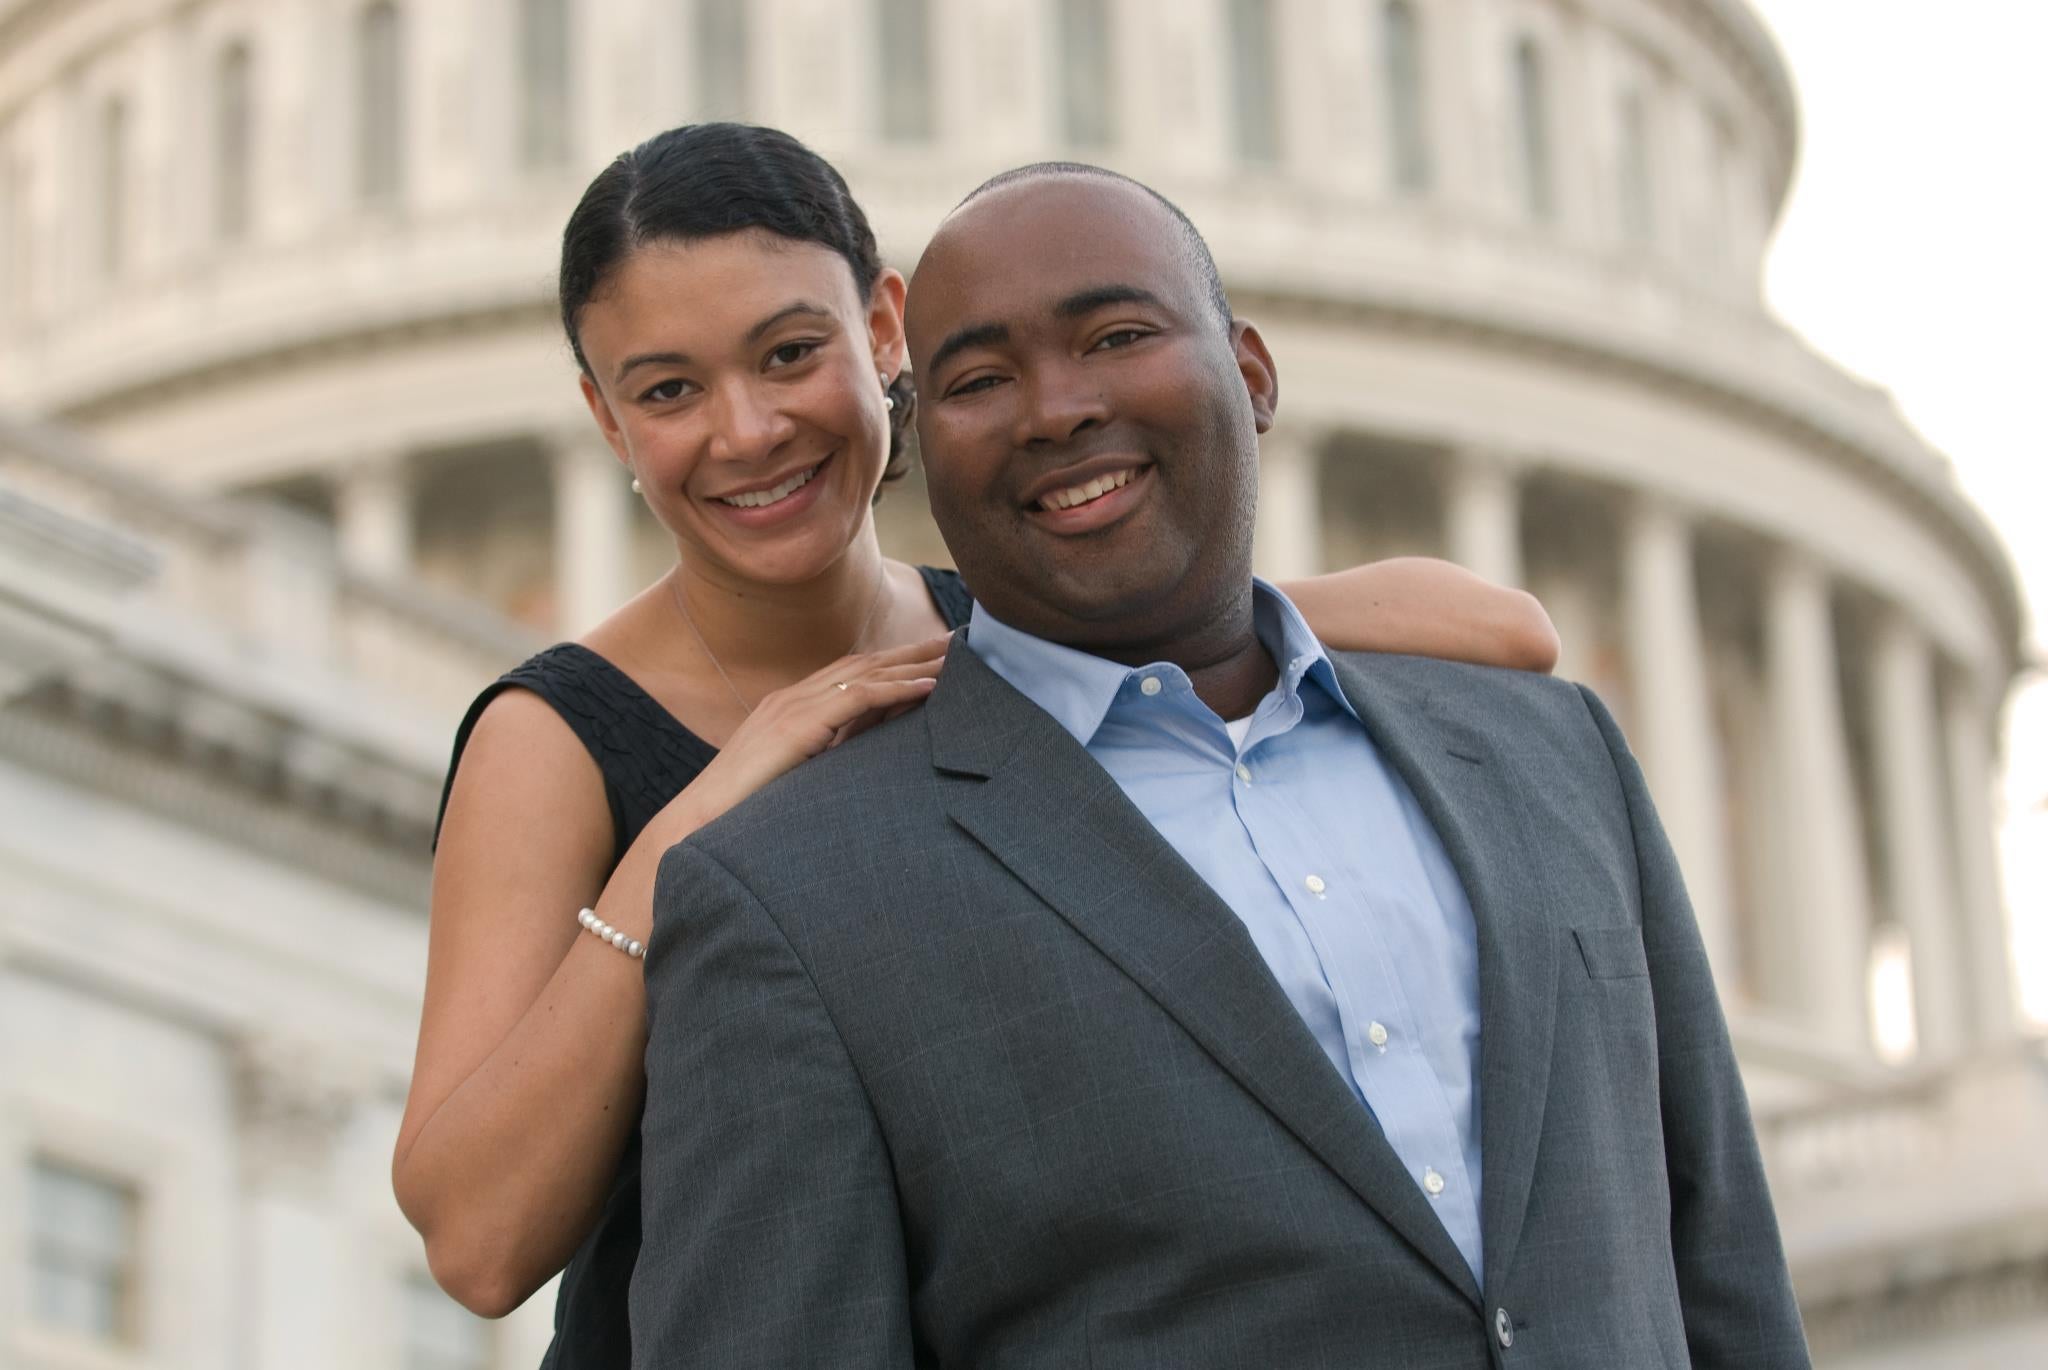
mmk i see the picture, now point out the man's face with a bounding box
[907,177,1277,651]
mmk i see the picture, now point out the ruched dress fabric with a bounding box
[431,565,972,1370]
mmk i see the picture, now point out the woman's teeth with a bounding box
[719,463,820,508]
[1040,468,1137,511]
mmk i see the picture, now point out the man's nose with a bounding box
[708,379,797,463]
[1016,358,1110,447]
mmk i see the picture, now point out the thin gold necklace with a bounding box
[667,567,888,717]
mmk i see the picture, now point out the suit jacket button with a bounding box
[1495,1307,1514,1349]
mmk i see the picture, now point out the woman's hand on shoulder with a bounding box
[1282,558,1561,674]
[687,635,949,823]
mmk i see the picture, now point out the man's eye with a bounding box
[641,379,689,402]
[1091,328,1150,351]
[948,375,1005,398]
[767,340,820,368]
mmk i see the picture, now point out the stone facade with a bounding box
[0,1,2039,1366]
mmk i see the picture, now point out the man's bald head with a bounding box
[949,163,1231,330]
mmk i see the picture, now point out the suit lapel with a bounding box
[928,641,1483,1307]
[1327,654,1559,1298]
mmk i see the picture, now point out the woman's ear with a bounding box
[579,372,633,467]
[1232,319,1280,433]
[868,267,909,380]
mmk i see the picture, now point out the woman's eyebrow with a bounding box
[744,301,835,344]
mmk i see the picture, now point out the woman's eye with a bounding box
[766,340,821,368]
[1091,328,1149,351]
[640,379,690,403]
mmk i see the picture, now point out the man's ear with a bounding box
[579,372,633,468]
[868,267,909,381]
[1232,319,1280,433]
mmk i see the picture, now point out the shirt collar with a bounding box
[965,578,1355,748]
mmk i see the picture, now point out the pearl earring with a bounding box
[631,478,643,494]
[881,372,896,412]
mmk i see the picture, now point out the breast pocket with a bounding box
[1571,924,1650,981]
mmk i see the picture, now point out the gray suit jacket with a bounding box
[631,640,1809,1369]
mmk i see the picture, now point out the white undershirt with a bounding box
[1224,715,1254,750]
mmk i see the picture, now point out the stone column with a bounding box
[1943,676,2018,1044]
[1621,499,1735,988]
[1761,553,1871,1054]
[1870,614,1969,1058]
[234,1035,364,1370]
[551,429,633,634]
[1444,448,1522,587]
[333,454,415,578]
[1253,426,1324,581]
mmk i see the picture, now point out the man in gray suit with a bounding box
[631,165,1810,1369]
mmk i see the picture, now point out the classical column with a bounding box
[333,454,414,578]
[1943,676,2018,1044]
[234,1035,364,1370]
[1253,426,1323,581]
[1621,500,1735,988]
[1870,614,1969,1057]
[1761,553,1871,1054]
[551,430,633,634]
[1444,448,1522,587]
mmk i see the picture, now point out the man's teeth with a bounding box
[1040,468,1137,511]
[719,464,820,508]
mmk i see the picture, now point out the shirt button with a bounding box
[1423,1167,1446,1197]
[1139,676,1162,696]
[1367,1021,1389,1049]
[1495,1308,1514,1349]
[1304,874,1326,896]
[1234,762,1252,783]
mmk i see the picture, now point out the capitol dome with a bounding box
[0,1,2039,1364]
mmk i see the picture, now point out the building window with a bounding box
[878,0,934,143]
[28,1159,141,1344]
[517,0,571,170]
[96,94,128,277]
[695,0,749,120]
[1511,36,1553,219]
[1055,0,1114,148]
[358,3,405,204]
[1616,88,1653,244]
[1381,0,1429,193]
[402,1272,492,1370]
[1227,0,1282,164]
[215,43,253,240]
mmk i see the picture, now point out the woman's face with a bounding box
[576,230,906,588]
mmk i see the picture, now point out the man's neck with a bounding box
[1087,584,1278,720]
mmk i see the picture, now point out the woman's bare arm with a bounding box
[1281,557,1559,673]
[392,639,949,1317]
[392,689,673,1316]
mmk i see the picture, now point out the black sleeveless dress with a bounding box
[434,566,973,1370]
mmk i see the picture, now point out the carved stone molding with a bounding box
[231,1033,373,1196]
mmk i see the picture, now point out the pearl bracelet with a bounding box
[577,907,645,960]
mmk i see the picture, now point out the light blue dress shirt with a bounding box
[967,582,1486,1282]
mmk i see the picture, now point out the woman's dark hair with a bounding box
[559,123,916,485]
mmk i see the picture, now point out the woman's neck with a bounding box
[667,529,892,686]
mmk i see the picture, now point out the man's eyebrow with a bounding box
[1055,284,1166,319]
[927,322,1010,378]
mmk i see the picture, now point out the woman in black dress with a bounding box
[393,123,1559,1368]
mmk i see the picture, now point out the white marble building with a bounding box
[0,0,2040,1366]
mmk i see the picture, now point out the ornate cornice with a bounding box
[0,679,437,910]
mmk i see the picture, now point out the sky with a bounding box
[1747,0,2046,1023]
